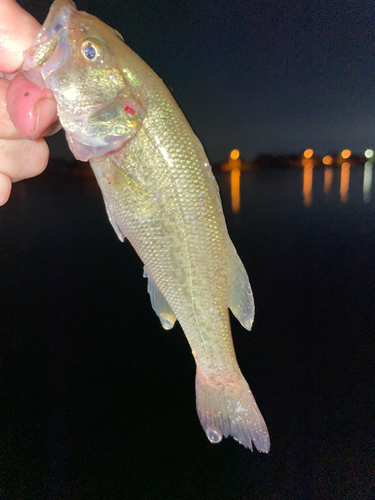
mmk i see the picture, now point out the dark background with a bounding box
[18,0,375,162]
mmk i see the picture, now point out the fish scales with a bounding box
[22,0,270,452]
[92,118,234,374]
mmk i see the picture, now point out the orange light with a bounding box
[322,155,333,165]
[303,149,313,159]
[230,149,240,161]
[341,149,351,159]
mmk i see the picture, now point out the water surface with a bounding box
[0,162,374,499]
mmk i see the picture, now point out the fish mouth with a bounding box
[23,0,77,87]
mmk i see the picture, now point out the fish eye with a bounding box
[80,38,104,63]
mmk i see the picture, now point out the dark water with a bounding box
[0,162,374,499]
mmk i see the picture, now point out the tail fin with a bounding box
[195,369,270,452]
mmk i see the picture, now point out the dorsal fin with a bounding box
[227,240,255,330]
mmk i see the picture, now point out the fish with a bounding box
[22,0,270,452]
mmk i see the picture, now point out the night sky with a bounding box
[19,0,375,162]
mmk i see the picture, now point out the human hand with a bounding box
[0,0,60,206]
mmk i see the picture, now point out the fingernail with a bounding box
[0,78,9,90]
[33,98,58,139]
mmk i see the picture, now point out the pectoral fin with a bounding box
[228,240,255,330]
[103,199,125,242]
[143,267,176,330]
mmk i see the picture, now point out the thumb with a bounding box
[7,73,60,139]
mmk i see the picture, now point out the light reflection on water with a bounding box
[340,162,350,203]
[230,167,241,214]
[226,163,374,214]
[363,162,373,203]
[302,163,313,206]
[303,162,355,207]
[323,167,333,195]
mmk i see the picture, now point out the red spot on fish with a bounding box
[124,105,135,116]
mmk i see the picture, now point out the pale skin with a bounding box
[0,0,60,206]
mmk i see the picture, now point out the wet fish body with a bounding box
[23,0,270,451]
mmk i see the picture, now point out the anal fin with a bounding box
[228,240,255,330]
[143,267,177,330]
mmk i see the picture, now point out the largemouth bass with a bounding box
[23,0,270,452]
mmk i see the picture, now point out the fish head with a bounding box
[23,0,145,161]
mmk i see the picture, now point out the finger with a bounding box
[0,172,12,206]
[0,77,21,139]
[7,74,60,139]
[0,0,41,73]
[0,138,49,182]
